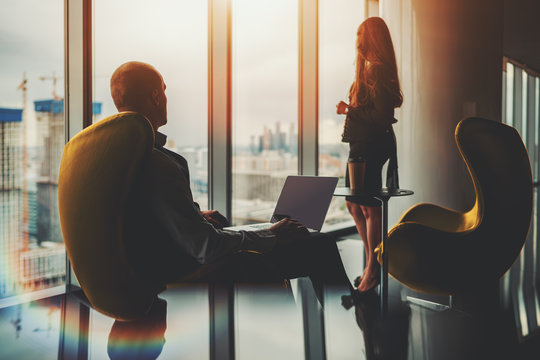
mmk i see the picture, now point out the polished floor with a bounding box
[0,239,538,360]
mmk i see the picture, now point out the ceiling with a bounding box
[503,0,540,73]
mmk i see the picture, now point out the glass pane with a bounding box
[87,286,210,360]
[515,66,523,134]
[232,0,298,225]
[502,61,507,124]
[0,295,62,358]
[532,76,540,332]
[522,70,528,145]
[234,285,305,359]
[93,0,208,208]
[318,0,365,228]
[536,77,539,179]
[0,0,65,299]
[506,62,514,126]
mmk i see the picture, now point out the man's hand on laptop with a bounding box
[269,218,310,245]
[201,210,230,229]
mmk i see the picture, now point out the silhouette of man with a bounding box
[111,61,352,294]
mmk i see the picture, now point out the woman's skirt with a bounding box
[344,127,395,207]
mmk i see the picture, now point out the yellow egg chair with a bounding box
[378,117,533,296]
[59,112,161,320]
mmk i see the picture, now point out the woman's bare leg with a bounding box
[357,205,382,292]
[346,201,369,282]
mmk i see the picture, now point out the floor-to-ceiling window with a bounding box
[318,0,366,229]
[502,58,540,339]
[93,0,209,208]
[89,2,211,354]
[1,0,366,307]
[231,0,298,226]
[0,0,66,301]
[230,3,306,353]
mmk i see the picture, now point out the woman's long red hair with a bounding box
[349,17,403,108]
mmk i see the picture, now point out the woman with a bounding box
[336,17,402,292]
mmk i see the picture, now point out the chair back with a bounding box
[58,112,157,320]
[456,117,533,279]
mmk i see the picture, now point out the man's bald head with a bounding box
[110,61,167,129]
[110,61,162,110]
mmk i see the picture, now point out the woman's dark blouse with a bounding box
[341,82,396,160]
[341,71,400,192]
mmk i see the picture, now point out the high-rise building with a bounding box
[1,100,103,298]
[288,122,297,155]
[0,108,24,298]
[33,100,102,244]
[19,242,66,291]
[34,100,64,245]
[0,108,23,190]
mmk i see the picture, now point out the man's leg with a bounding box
[171,234,352,301]
[180,251,286,284]
[268,233,353,298]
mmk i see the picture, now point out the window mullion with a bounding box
[298,0,318,176]
[208,0,232,220]
[65,0,91,289]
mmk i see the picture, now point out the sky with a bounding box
[1,0,363,147]
[0,0,63,146]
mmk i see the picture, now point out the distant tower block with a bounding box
[33,99,102,244]
[0,108,24,297]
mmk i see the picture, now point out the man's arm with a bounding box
[145,149,279,264]
[200,210,229,229]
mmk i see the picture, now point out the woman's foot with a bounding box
[353,267,369,287]
[354,275,362,288]
[356,265,380,292]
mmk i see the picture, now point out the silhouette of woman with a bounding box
[336,17,402,292]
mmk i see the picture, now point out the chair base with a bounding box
[406,295,452,312]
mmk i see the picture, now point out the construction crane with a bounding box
[39,72,109,101]
[39,72,63,100]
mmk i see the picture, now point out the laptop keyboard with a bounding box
[224,222,318,233]
[247,223,273,230]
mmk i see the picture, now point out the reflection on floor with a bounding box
[0,239,538,359]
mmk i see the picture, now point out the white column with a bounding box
[380,0,503,224]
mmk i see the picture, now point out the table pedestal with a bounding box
[333,187,413,316]
[379,196,389,315]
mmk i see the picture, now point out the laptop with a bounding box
[225,175,338,233]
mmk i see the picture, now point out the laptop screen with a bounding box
[272,176,338,231]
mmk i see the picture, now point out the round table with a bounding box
[334,187,414,315]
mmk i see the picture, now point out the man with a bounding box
[111,61,353,295]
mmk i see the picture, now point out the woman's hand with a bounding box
[336,101,349,115]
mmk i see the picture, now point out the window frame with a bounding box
[501,56,540,339]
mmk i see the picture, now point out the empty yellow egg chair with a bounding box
[379,117,533,296]
[58,112,162,320]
